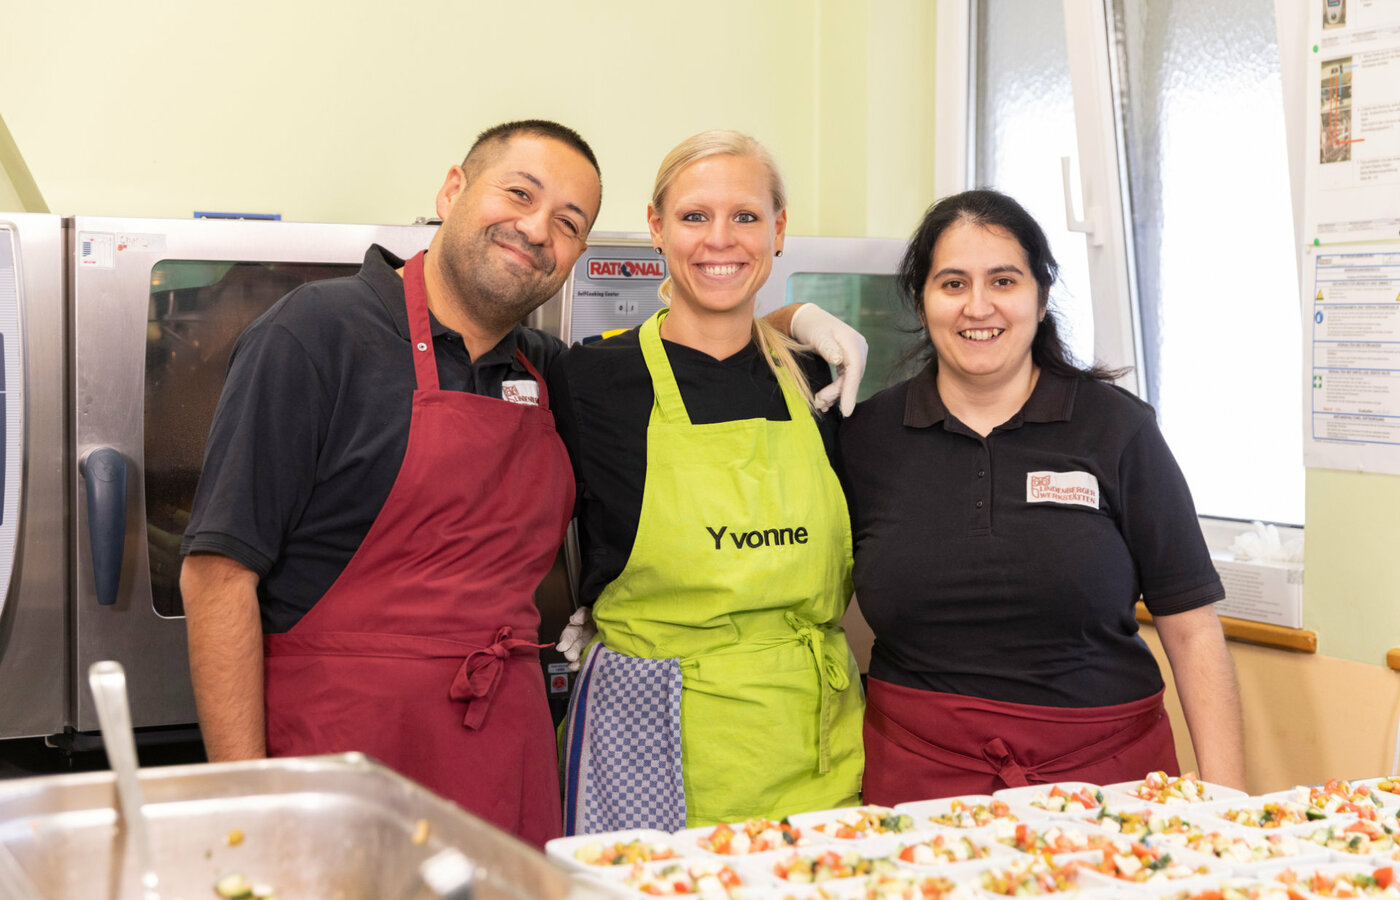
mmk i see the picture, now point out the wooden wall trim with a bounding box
[1136,603,1318,653]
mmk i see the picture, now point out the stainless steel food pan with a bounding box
[0,752,608,900]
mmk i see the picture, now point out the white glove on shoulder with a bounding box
[556,606,596,672]
[789,303,869,416]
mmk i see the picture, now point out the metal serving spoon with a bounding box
[88,660,161,900]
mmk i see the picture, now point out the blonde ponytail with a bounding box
[753,317,818,413]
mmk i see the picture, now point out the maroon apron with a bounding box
[862,677,1178,805]
[263,250,574,847]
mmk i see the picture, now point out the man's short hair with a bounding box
[460,119,602,194]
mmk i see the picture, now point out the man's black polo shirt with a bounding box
[181,245,565,633]
[839,364,1224,708]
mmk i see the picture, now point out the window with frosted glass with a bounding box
[1114,0,1302,524]
[974,0,1303,525]
[974,0,1096,368]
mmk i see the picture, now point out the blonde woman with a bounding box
[551,131,864,833]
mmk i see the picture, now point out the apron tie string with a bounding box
[785,612,849,774]
[449,626,549,730]
[980,737,1032,787]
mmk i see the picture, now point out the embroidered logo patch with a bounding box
[501,379,540,406]
[1025,471,1100,509]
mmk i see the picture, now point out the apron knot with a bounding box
[981,737,1032,788]
[785,613,849,774]
[449,627,548,730]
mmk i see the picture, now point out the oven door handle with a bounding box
[80,447,127,607]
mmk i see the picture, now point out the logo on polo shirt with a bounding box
[501,378,540,406]
[705,524,809,550]
[1026,471,1100,509]
[588,259,666,279]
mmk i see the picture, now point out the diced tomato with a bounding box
[1375,867,1394,889]
[718,868,741,888]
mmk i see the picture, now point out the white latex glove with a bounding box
[556,606,596,672]
[789,303,869,416]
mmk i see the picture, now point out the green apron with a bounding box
[590,309,864,826]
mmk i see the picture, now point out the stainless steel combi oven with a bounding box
[1,215,441,742]
[0,216,905,749]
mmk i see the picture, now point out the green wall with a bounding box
[1304,469,1400,665]
[0,171,20,213]
[0,1,937,237]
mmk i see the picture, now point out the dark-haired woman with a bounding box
[840,189,1243,803]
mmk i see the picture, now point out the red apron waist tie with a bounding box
[865,678,1167,787]
[265,627,549,730]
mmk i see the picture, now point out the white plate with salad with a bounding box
[894,795,1023,831]
[993,782,1109,818]
[1103,772,1248,807]
[545,828,691,874]
[673,817,820,858]
[787,805,927,842]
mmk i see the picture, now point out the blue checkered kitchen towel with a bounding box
[562,644,686,835]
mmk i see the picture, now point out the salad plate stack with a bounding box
[545,773,1400,900]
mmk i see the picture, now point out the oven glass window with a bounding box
[785,273,921,403]
[145,260,359,618]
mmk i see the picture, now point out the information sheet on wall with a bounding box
[1302,0,1400,473]
[1304,0,1400,242]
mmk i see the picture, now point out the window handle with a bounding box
[1061,156,1104,246]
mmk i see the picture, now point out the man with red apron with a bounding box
[262,250,573,843]
[181,122,604,847]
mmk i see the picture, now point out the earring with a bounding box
[775,250,783,258]
[654,247,664,255]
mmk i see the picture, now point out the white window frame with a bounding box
[935,0,1143,394]
[937,0,1306,571]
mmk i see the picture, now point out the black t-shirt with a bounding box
[181,245,565,633]
[838,364,1224,708]
[547,327,838,606]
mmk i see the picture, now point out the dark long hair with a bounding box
[897,189,1126,382]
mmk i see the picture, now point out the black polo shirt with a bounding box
[181,245,565,633]
[838,364,1224,708]
[547,327,838,606]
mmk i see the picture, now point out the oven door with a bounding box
[757,235,910,672]
[0,213,68,739]
[70,217,436,733]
